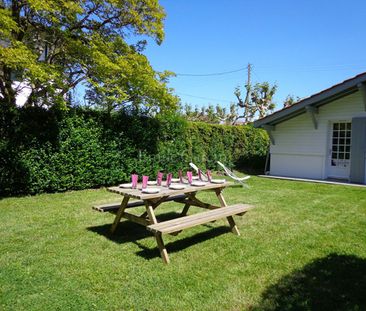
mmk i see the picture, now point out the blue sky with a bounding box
[143,0,366,111]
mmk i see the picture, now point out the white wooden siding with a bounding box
[271,154,324,179]
[270,91,365,179]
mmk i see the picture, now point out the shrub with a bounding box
[0,107,269,196]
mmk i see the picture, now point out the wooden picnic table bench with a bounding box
[147,203,253,263]
[147,204,253,235]
[94,181,254,264]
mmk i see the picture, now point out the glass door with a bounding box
[327,122,352,179]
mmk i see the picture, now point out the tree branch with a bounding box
[69,3,100,31]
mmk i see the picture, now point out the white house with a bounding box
[254,72,366,185]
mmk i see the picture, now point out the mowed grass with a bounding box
[0,177,366,310]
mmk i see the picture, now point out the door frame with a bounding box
[325,119,352,180]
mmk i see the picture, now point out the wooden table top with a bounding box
[107,181,231,200]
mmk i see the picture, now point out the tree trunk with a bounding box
[1,67,17,107]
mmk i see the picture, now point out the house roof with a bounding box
[254,72,366,128]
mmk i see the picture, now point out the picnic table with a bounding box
[94,181,253,264]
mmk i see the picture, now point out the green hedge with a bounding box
[185,122,269,171]
[0,107,269,196]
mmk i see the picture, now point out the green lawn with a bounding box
[1,177,366,310]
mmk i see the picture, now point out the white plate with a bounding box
[210,179,226,184]
[191,181,207,187]
[119,183,132,188]
[169,184,186,190]
[171,178,180,183]
[141,187,160,194]
[147,180,157,185]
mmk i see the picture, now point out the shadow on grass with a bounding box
[88,212,186,243]
[87,212,230,260]
[135,226,230,260]
[251,253,366,311]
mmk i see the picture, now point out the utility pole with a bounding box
[247,63,251,90]
[243,63,252,122]
[233,63,252,125]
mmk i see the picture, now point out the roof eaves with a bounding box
[254,72,366,128]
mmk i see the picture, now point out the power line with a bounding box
[176,92,234,104]
[171,62,366,78]
[252,68,262,81]
[175,66,247,77]
[174,62,366,105]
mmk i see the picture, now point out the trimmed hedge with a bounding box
[185,122,269,171]
[0,107,269,196]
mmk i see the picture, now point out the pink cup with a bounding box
[206,170,212,182]
[131,174,138,189]
[187,171,193,184]
[157,172,163,186]
[142,175,149,189]
[166,173,172,187]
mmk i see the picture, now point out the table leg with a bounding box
[145,202,158,224]
[215,189,240,236]
[145,201,170,264]
[140,196,168,219]
[155,233,170,264]
[110,196,130,234]
[180,203,191,216]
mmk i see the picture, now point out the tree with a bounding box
[234,85,256,123]
[222,103,239,124]
[234,81,277,123]
[283,94,300,108]
[0,0,178,112]
[181,103,239,124]
[251,82,277,118]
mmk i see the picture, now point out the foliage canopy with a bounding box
[181,103,239,124]
[234,81,277,123]
[0,0,178,112]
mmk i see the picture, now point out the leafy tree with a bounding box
[221,103,239,124]
[251,82,277,118]
[234,81,277,123]
[0,0,178,112]
[181,103,238,124]
[214,104,238,124]
[283,94,300,108]
[205,105,216,123]
[182,104,204,122]
[234,85,256,123]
